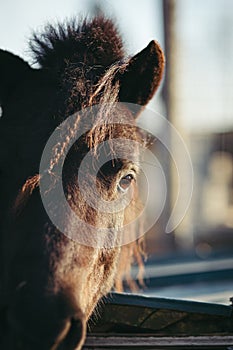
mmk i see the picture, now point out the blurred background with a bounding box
[1,0,232,304]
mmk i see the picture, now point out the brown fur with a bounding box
[0,16,164,349]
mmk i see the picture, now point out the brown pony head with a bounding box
[0,17,164,349]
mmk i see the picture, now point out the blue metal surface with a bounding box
[105,292,233,317]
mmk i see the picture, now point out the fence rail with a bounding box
[84,335,233,349]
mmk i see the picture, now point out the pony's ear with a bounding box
[119,40,165,106]
[0,49,31,106]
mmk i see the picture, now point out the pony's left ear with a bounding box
[0,49,32,107]
[119,40,165,106]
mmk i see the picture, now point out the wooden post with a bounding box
[162,0,193,251]
[160,0,177,251]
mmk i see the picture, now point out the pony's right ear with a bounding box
[0,49,31,106]
[118,40,165,107]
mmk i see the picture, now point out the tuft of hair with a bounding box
[29,16,125,72]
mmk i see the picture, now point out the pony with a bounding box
[0,16,164,349]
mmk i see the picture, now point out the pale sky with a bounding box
[176,0,233,132]
[0,0,163,60]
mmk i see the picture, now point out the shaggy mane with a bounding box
[30,16,125,71]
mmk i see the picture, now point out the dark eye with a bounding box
[118,174,134,193]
